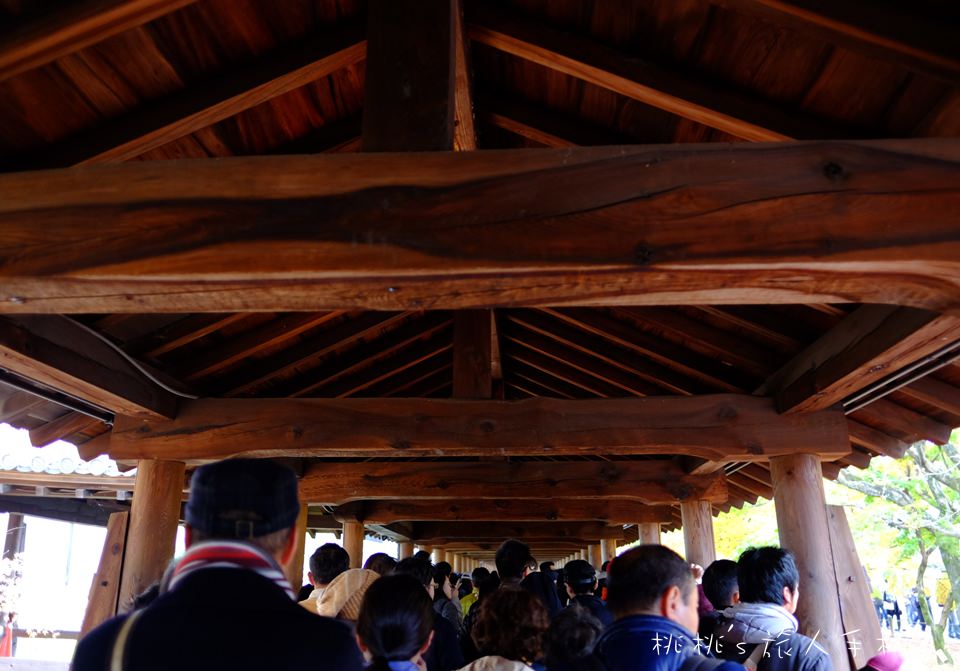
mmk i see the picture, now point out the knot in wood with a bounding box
[823,162,844,181]
[291,426,303,439]
[479,420,496,434]
[717,404,738,420]
[634,244,655,265]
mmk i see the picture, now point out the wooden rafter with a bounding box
[0,0,200,82]
[0,141,958,313]
[467,4,846,142]
[92,395,850,462]
[13,25,366,169]
[411,521,624,541]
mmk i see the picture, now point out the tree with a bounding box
[838,438,960,665]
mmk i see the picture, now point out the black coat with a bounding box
[72,567,365,671]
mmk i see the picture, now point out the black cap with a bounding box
[185,459,300,539]
[565,560,597,588]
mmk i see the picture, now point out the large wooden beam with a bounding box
[0,0,199,82]
[453,311,493,398]
[298,460,727,505]
[467,4,845,142]
[412,521,624,541]
[333,499,674,525]
[0,316,177,419]
[1,141,957,313]
[95,395,850,462]
[761,305,960,413]
[362,0,454,151]
[18,25,366,169]
[708,0,960,86]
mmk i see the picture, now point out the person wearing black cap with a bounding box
[72,458,365,671]
[563,560,613,628]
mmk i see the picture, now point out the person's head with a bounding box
[606,545,699,635]
[395,557,436,599]
[364,552,398,577]
[413,550,432,563]
[496,539,534,582]
[473,587,550,665]
[737,547,800,613]
[309,543,351,587]
[356,573,435,671]
[458,577,473,600]
[184,458,299,567]
[546,605,606,671]
[702,559,740,609]
[564,560,598,597]
[540,561,555,575]
[433,561,454,599]
[471,566,491,585]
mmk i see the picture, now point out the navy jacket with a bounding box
[72,567,365,671]
[569,594,614,628]
[598,615,744,671]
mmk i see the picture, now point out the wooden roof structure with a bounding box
[0,0,959,567]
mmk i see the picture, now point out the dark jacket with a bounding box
[435,594,464,631]
[72,567,365,671]
[426,612,465,671]
[569,594,614,628]
[598,614,743,671]
[706,603,832,671]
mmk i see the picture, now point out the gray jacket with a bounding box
[706,603,833,671]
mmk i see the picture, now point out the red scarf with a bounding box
[165,541,296,600]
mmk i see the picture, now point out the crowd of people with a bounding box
[71,459,903,671]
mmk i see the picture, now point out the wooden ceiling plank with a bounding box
[361,358,452,398]
[17,24,365,169]
[505,346,623,398]
[139,313,248,359]
[98,394,851,462]
[505,373,576,400]
[333,499,673,524]
[708,0,960,86]
[0,0,200,82]
[0,316,177,419]
[481,94,633,147]
[762,305,960,413]
[28,410,101,447]
[898,377,960,418]
[296,459,729,505]
[362,0,454,151]
[1,141,959,312]
[850,399,953,445]
[467,4,846,141]
[846,418,909,458]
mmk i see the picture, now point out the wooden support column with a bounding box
[680,500,716,567]
[602,538,619,564]
[342,521,365,569]
[770,454,849,670]
[638,522,661,545]
[81,511,128,635]
[399,542,414,559]
[119,459,184,610]
[579,549,587,561]
[589,544,602,568]
[3,512,25,559]
[286,502,309,589]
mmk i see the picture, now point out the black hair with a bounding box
[395,557,434,588]
[545,605,606,671]
[458,577,473,600]
[357,574,434,671]
[471,566,491,584]
[496,539,533,581]
[606,545,694,617]
[737,547,799,605]
[364,552,398,576]
[702,559,739,609]
[413,550,432,563]
[309,543,351,585]
[540,561,555,574]
[433,561,453,587]
[564,559,597,596]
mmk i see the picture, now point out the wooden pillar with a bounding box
[119,459,184,610]
[454,554,463,573]
[602,538,618,564]
[589,544,602,568]
[681,500,716,567]
[286,502,309,589]
[638,522,661,545]
[579,549,587,561]
[771,454,849,670]
[342,521,365,569]
[81,511,128,635]
[399,542,415,559]
[3,512,25,560]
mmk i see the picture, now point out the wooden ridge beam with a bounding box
[12,24,365,169]
[708,0,960,86]
[333,499,674,524]
[412,521,624,541]
[0,316,177,419]
[94,395,850,463]
[467,4,846,141]
[761,305,960,413]
[1,141,959,313]
[296,460,727,505]
[0,0,200,82]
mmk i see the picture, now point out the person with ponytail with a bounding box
[357,573,436,671]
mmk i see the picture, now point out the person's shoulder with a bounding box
[72,614,127,671]
[788,633,832,671]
